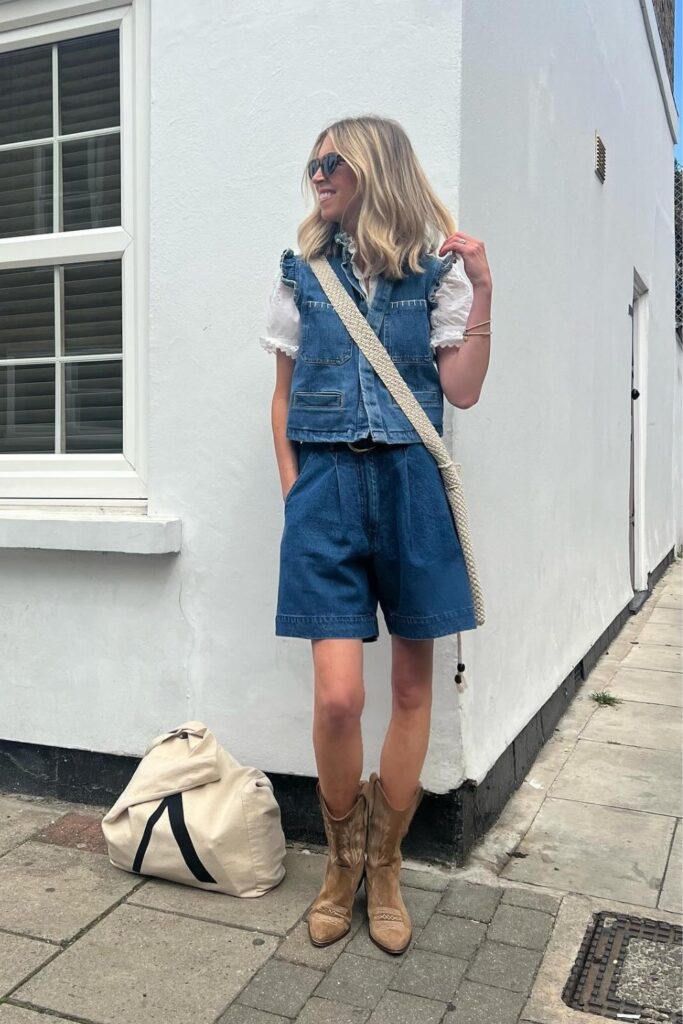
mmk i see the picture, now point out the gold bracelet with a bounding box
[463,331,492,338]
[466,318,491,330]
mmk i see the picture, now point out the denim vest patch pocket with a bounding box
[389,388,442,407]
[300,301,353,364]
[291,390,343,409]
[384,299,433,363]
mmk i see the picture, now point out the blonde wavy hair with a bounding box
[297,115,456,280]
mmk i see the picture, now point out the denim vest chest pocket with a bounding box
[384,299,433,363]
[300,300,353,364]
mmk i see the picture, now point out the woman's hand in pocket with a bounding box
[283,475,298,501]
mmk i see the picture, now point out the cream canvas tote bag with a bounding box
[101,721,286,897]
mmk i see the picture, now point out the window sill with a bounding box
[0,507,182,554]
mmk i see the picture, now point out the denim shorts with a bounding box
[275,440,477,643]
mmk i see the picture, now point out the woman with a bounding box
[260,115,492,954]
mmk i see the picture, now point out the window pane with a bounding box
[0,261,123,454]
[64,261,122,356]
[58,30,120,136]
[0,363,55,454]
[62,134,120,230]
[0,266,54,360]
[0,43,52,146]
[0,145,53,238]
[64,359,122,452]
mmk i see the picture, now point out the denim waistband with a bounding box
[300,436,411,453]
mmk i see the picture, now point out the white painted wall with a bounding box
[2,0,679,799]
[455,0,681,781]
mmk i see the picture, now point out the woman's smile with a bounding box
[311,137,360,228]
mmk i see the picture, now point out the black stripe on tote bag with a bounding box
[132,791,216,883]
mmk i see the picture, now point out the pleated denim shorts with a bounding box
[275,440,477,643]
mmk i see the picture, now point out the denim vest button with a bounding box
[282,246,449,444]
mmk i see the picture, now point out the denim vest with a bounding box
[281,230,454,444]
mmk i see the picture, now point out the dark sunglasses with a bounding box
[307,153,346,179]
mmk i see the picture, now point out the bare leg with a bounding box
[311,638,365,818]
[379,636,434,809]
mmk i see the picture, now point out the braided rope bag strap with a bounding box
[309,257,485,688]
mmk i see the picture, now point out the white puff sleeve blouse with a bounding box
[259,253,474,360]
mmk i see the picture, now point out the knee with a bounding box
[391,675,431,712]
[316,684,365,727]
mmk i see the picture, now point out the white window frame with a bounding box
[0,0,149,505]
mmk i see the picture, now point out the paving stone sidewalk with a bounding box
[0,560,680,1024]
[0,820,562,1024]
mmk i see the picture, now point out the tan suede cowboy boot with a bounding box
[364,770,425,955]
[307,779,368,946]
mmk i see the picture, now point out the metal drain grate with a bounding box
[563,911,682,1022]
